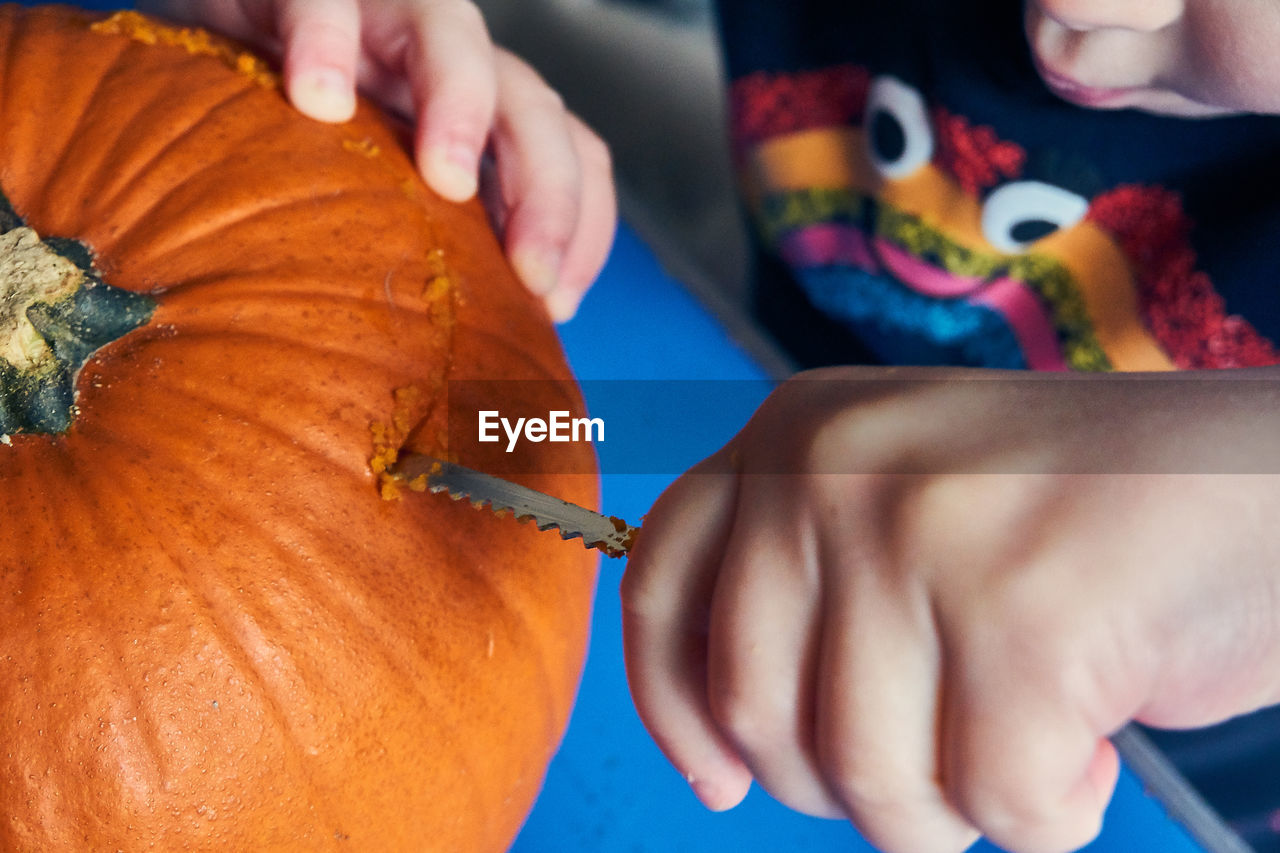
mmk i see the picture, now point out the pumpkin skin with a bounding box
[0,6,598,851]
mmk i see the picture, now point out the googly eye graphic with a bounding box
[865,76,934,179]
[980,180,1090,253]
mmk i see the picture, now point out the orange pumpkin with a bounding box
[0,6,598,851]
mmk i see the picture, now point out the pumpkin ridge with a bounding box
[31,34,134,216]
[89,373,375,484]
[120,188,433,280]
[71,80,265,229]
[507,602,571,757]
[122,251,451,301]
[136,338,442,438]
[73,396,506,696]
[80,322,454,479]
[98,116,329,259]
[157,275,449,312]
[87,441,522,851]
[134,325,450,421]
[6,447,173,833]
[205,523,449,701]
[62,450,352,848]
[180,594,346,840]
[0,9,18,142]
[113,171,378,262]
[75,439,304,703]
[4,11,129,209]
[155,289,448,333]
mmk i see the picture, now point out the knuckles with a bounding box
[703,661,798,758]
[814,737,980,853]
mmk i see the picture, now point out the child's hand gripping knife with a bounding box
[138,0,616,321]
[622,366,1280,853]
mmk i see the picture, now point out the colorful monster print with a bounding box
[730,64,1279,371]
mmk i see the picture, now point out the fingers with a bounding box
[627,457,1122,853]
[546,114,616,321]
[621,456,754,811]
[813,535,980,853]
[488,52,576,303]
[330,8,615,316]
[489,52,616,320]
[398,1,498,202]
[940,599,1122,853]
[277,0,361,122]
[166,0,614,314]
[702,474,843,818]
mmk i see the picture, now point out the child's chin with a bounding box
[1125,92,1239,119]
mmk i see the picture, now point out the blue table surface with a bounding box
[38,4,1205,849]
[515,223,1204,853]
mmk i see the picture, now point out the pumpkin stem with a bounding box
[0,198,155,435]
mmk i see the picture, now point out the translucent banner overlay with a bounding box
[445,376,1280,476]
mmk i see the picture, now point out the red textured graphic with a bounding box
[931,106,1026,196]
[729,64,870,159]
[1088,185,1279,369]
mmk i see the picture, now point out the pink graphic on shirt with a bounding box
[778,224,879,271]
[972,277,1069,371]
[874,239,1067,370]
[874,238,988,297]
[781,222,1069,370]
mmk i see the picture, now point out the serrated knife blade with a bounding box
[390,453,637,558]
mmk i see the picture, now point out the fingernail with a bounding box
[290,67,356,123]
[688,774,735,812]
[546,287,581,323]
[425,143,479,202]
[513,247,562,297]
[1087,741,1121,807]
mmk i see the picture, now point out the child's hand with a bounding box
[137,0,615,321]
[622,366,1280,853]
